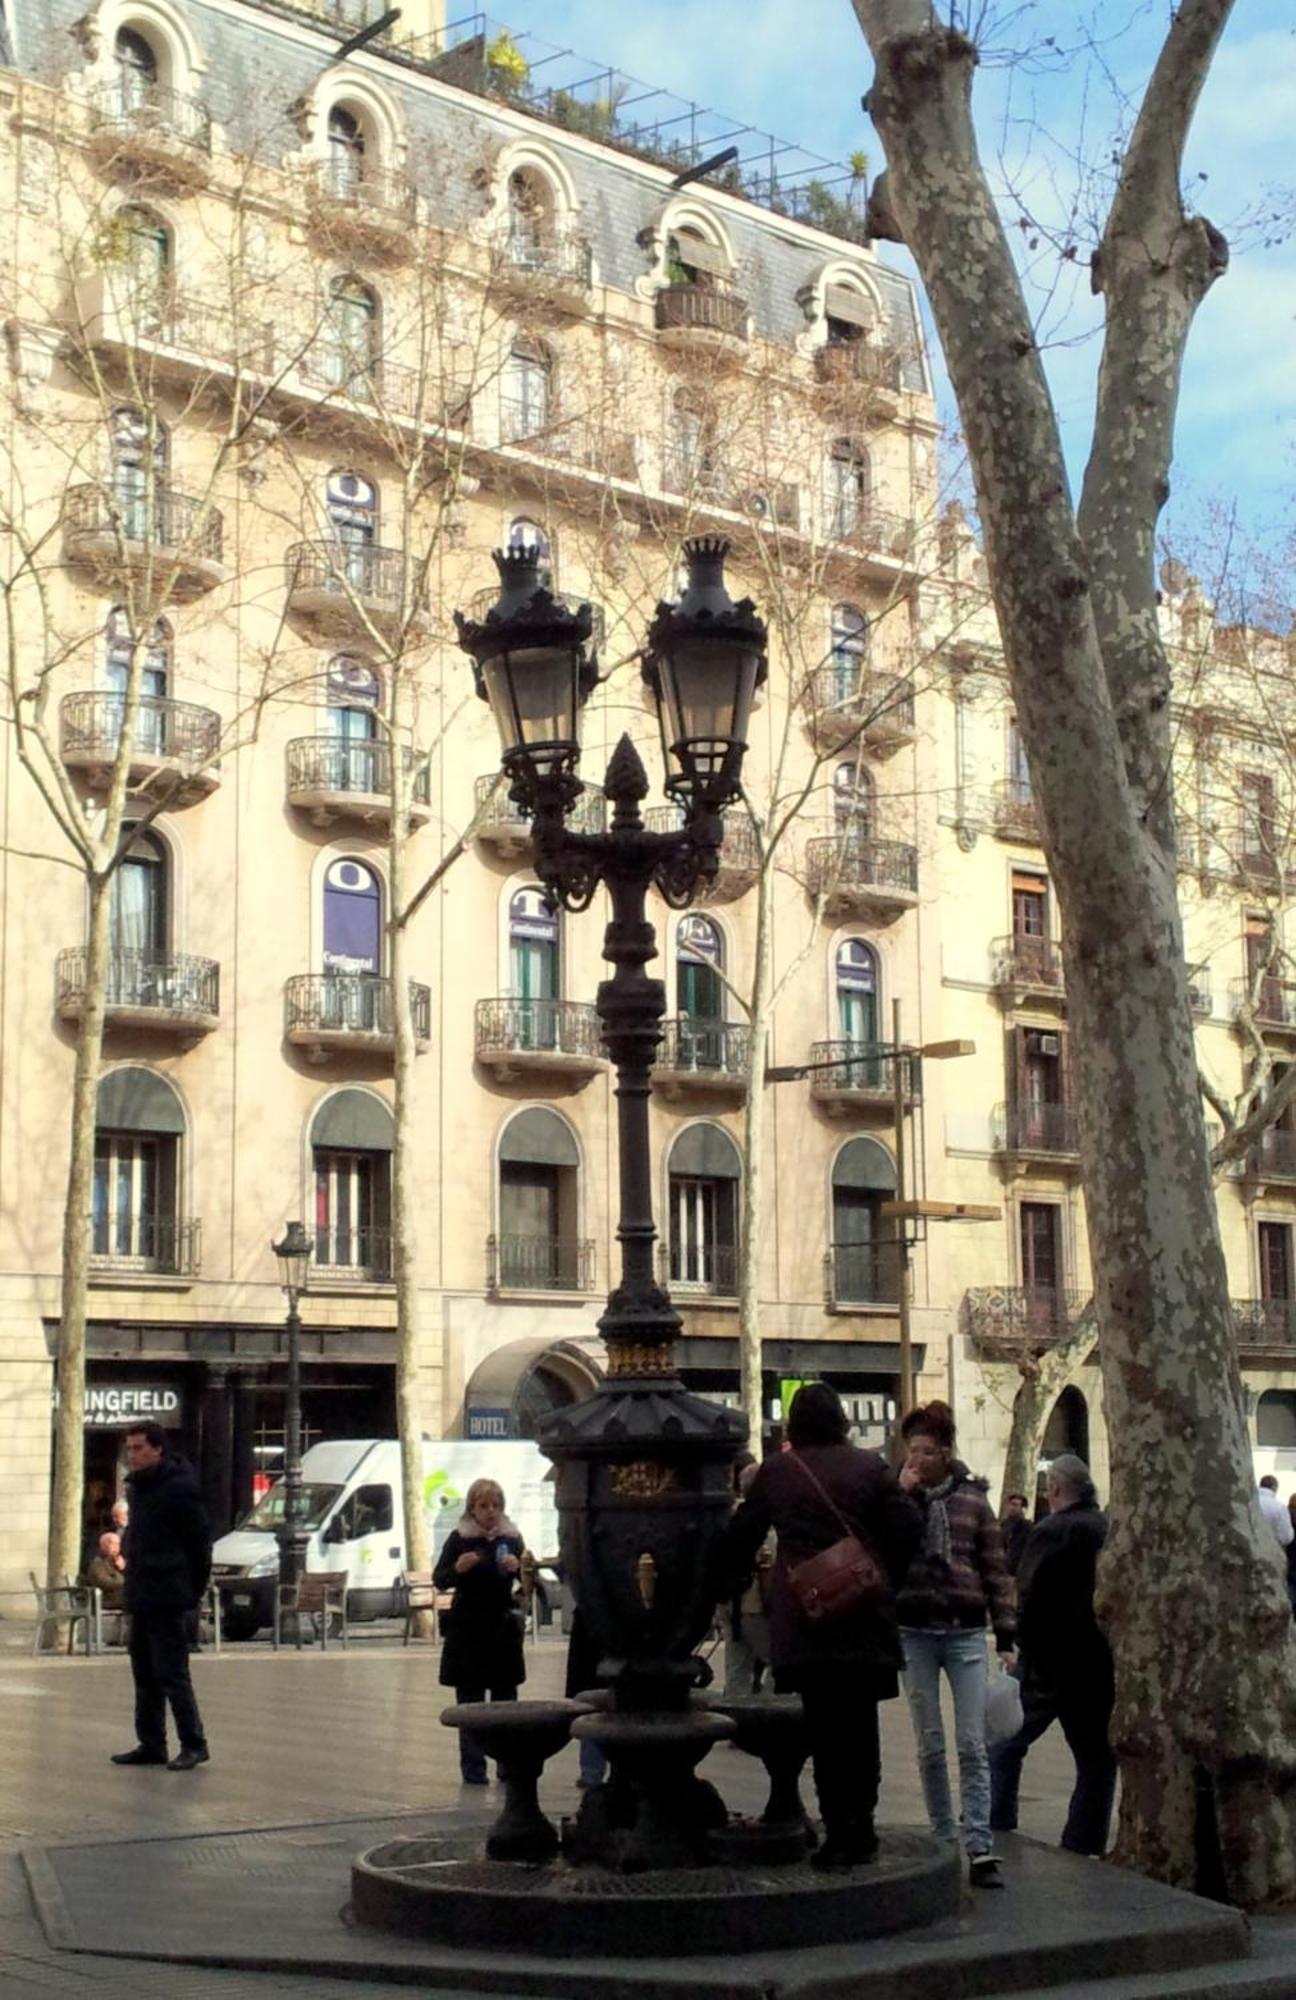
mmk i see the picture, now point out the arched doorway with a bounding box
[463,1335,604,1440]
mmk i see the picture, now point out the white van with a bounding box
[210,1437,560,1639]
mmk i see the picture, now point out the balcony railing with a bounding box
[662,1242,739,1297]
[991,934,1065,993]
[1247,1130,1296,1181]
[57,947,219,1022]
[473,775,605,842]
[89,79,212,157]
[809,1042,920,1106]
[657,1019,751,1082]
[1187,966,1213,1017]
[826,1242,901,1306]
[826,505,912,558]
[1232,1298,1296,1349]
[285,541,417,618]
[802,665,915,745]
[312,1225,392,1281]
[814,341,906,392]
[60,691,220,770]
[964,1285,1089,1360]
[475,997,603,1066]
[76,281,275,375]
[286,738,430,808]
[488,1233,596,1293]
[64,482,224,565]
[310,157,417,225]
[991,778,1040,841]
[498,231,593,291]
[284,973,430,1042]
[993,1101,1080,1157]
[643,805,759,896]
[804,833,919,905]
[90,1214,201,1277]
[655,282,749,341]
[1231,978,1296,1032]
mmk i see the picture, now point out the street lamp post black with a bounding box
[455,536,767,1866]
[270,1219,312,1594]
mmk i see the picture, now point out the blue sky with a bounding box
[495,1,1293,571]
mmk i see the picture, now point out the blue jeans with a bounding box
[900,1627,992,1855]
[989,1677,1116,1855]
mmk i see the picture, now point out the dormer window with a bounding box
[114,27,158,108]
[327,106,366,196]
[667,227,729,289]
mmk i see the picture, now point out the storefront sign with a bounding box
[83,1384,181,1427]
[467,1407,511,1440]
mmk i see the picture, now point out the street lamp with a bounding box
[270,1219,311,1594]
[456,536,767,1867]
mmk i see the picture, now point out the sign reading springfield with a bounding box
[83,1385,181,1427]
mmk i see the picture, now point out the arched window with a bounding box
[824,283,876,349]
[668,1123,740,1295]
[836,938,879,1047]
[111,407,168,541]
[507,168,552,262]
[311,1088,393,1278]
[508,515,553,589]
[323,655,380,793]
[114,26,158,111]
[509,887,559,1049]
[324,276,378,398]
[833,759,873,834]
[1042,1386,1090,1464]
[1258,1391,1296,1451]
[326,470,378,589]
[826,438,870,540]
[830,1136,897,1305]
[322,857,381,975]
[326,105,366,197]
[668,388,716,494]
[501,339,550,444]
[497,1107,582,1290]
[828,604,868,701]
[111,825,168,958]
[92,1066,185,1271]
[666,226,728,290]
[677,914,724,1020]
[115,204,170,305]
[106,607,170,754]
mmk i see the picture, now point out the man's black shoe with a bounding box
[111,1746,167,1766]
[810,1832,879,1872]
[167,1747,210,1771]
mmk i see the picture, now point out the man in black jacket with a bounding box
[988,1453,1116,1854]
[111,1422,213,1772]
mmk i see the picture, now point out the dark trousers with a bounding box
[129,1607,207,1758]
[783,1665,881,1841]
[989,1678,1116,1855]
[454,1682,517,1779]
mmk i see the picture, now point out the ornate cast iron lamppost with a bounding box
[456,536,767,1866]
[270,1219,312,1596]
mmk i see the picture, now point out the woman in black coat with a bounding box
[434,1477,527,1784]
[719,1384,922,1870]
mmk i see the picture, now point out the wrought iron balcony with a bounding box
[312,1225,392,1283]
[474,998,604,1079]
[991,934,1065,997]
[992,1101,1081,1162]
[473,775,604,853]
[71,274,275,378]
[990,778,1040,843]
[496,231,594,307]
[60,691,221,805]
[814,340,906,394]
[964,1285,1089,1360]
[642,805,759,903]
[1187,965,1213,1017]
[825,1242,901,1307]
[91,1215,201,1278]
[826,504,913,561]
[57,948,219,1037]
[804,831,919,921]
[87,80,212,186]
[801,664,916,754]
[285,738,430,828]
[63,483,227,599]
[284,973,430,1059]
[655,281,749,353]
[653,1019,751,1095]
[1230,977,1296,1035]
[661,1241,739,1298]
[285,540,425,637]
[1246,1129,1296,1182]
[487,1233,596,1294]
[809,1041,920,1114]
[1232,1298,1296,1350]
[306,158,418,258]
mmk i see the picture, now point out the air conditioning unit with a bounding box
[1037,1033,1061,1057]
[745,489,772,518]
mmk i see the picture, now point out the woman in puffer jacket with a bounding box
[434,1477,527,1784]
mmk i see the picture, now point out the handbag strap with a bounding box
[789,1450,860,1543]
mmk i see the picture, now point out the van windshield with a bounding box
[239,1483,341,1533]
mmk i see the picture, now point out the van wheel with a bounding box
[220,1609,261,1642]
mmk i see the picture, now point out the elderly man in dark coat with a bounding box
[111,1421,213,1772]
[989,1453,1116,1855]
[718,1383,922,1871]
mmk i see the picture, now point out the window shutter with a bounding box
[1057,1026,1072,1107]
[673,230,730,278]
[1008,1026,1028,1114]
[824,285,876,330]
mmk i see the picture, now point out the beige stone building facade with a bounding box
[0,0,1291,1597]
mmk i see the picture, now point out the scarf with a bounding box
[922,1473,957,1568]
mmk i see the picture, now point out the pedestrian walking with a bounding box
[434,1477,527,1785]
[722,1457,772,1702]
[999,1491,1031,1575]
[718,1382,922,1871]
[1258,1475,1293,1551]
[110,1422,212,1771]
[989,1453,1117,1856]
[895,1400,1016,1888]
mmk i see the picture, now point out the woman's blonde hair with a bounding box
[465,1477,506,1518]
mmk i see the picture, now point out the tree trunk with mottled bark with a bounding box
[851,0,1296,1905]
[737,848,774,1453]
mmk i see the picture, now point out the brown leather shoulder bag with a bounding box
[784,1452,886,1624]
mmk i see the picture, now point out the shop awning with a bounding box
[96,1066,183,1135]
[499,1108,579,1168]
[310,1088,394,1152]
[669,1123,741,1179]
[832,1136,896,1191]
